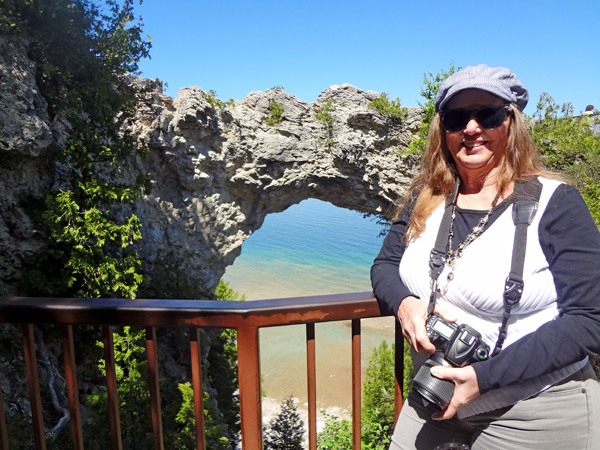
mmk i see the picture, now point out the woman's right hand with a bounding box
[397,296,456,354]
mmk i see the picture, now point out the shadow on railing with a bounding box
[0,292,404,450]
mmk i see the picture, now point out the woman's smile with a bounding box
[444,89,510,177]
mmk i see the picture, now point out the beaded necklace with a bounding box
[445,190,502,282]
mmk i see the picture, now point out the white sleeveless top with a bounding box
[399,178,586,417]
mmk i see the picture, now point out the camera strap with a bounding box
[427,178,543,356]
[492,178,542,356]
[427,180,460,315]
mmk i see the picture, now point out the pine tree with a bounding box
[264,395,305,450]
[362,340,395,426]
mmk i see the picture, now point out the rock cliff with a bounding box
[0,35,421,295]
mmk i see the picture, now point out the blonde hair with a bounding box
[400,105,560,242]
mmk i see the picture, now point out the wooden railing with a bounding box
[0,292,404,450]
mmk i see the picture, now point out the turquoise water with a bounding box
[223,198,386,300]
[223,199,397,411]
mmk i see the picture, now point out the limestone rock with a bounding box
[0,37,52,156]
[131,83,421,291]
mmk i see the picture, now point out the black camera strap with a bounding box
[427,178,543,356]
[492,179,542,356]
[427,180,460,315]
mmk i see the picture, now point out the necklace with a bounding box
[445,190,502,281]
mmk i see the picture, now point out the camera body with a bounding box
[425,314,490,367]
[412,314,490,409]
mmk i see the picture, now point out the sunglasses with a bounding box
[440,105,513,133]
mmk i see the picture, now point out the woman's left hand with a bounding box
[429,365,480,420]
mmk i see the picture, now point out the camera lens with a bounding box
[412,352,455,409]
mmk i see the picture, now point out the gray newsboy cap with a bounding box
[435,64,529,112]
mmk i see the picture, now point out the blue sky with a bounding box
[135,0,599,116]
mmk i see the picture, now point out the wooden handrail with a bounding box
[0,292,380,327]
[0,293,403,450]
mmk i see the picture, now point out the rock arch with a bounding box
[132,83,421,289]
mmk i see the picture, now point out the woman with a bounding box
[371,65,600,449]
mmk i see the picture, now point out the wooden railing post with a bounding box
[146,327,164,450]
[62,325,84,450]
[394,320,404,423]
[236,325,263,450]
[22,324,46,450]
[103,326,123,450]
[351,319,361,450]
[306,323,317,450]
[190,328,206,450]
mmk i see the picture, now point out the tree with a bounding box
[85,326,153,449]
[527,93,600,227]
[362,341,395,426]
[6,0,157,299]
[264,396,305,450]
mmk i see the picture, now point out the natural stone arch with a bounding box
[0,35,422,294]
[132,83,422,290]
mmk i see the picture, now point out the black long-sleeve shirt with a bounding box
[371,183,600,394]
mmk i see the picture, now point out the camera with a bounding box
[412,314,490,409]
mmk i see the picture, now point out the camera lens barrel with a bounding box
[412,352,455,409]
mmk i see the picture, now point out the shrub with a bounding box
[265,99,285,126]
[368,93,407,121]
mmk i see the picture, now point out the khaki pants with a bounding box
[390,364,600,450]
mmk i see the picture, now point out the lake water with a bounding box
[223,199,396,414]
[223,199,386,299]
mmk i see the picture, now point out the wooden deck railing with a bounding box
[0,292,404,450]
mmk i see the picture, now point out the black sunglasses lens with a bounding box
[442,106,508,132]
[477,106,507,129]
[442,110,471,132]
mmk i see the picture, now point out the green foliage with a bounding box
[8,0,156,299]
[174,383,233,450]
[215,279,246,302]
[528,93,600,227]
[405,62,461,155]
[362,341,395,425]
[315,99,337,148]
[402,340,414,401]
[314,99,337,125]
[265,99,285,126]
[270,85,285,91]
[173,382,197,448]
[205,325,240,445]
[140,255,243,448]
[203,89,235,109]
[368,93,408,121]
[263,395,305,450]
[77,276,242,449]
[316,410,391,450]
[316,412,352,450]
[582,182,600,228]
[85,326,153,448]
[26,187,144,298]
